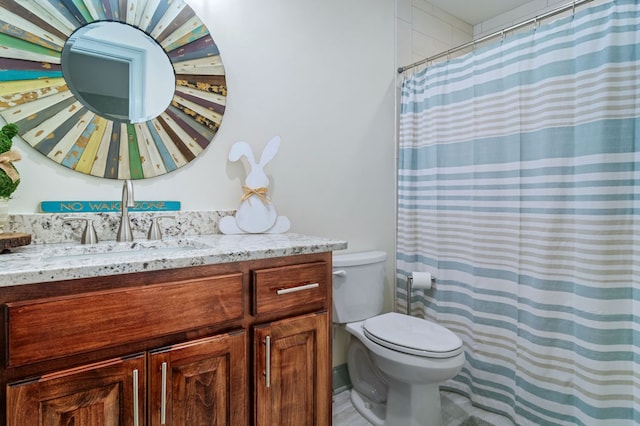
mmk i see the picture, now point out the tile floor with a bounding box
[332,389,515,426]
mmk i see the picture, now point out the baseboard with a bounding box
[332,363,352,394]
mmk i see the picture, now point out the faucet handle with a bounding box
[63,217,99,244]
[147,216,175,240]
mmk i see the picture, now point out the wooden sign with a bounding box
[40,201,181,213]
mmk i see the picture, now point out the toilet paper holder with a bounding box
[406,272,436,314]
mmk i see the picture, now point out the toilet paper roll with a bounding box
[410,272,432,290]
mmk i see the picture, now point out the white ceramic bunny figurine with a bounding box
[219,136,291,234]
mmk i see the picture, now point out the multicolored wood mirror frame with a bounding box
[0,0,226,179]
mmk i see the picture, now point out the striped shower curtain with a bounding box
[396,1,639,425]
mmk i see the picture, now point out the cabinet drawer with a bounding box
[253,262,327,316]
[5,273,243,367]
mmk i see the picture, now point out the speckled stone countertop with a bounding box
[0,233,347,287]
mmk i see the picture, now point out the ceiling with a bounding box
[428,0,534,25]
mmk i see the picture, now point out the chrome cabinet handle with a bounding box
[265,336,271,388]
[133,369,139,426]
[276,283,319,295]
[161,362,168,424]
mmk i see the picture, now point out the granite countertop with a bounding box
[0,233,347,287]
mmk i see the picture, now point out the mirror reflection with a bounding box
[62,22,175,124]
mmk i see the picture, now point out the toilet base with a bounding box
[350,382,443,426]
[351,390,385,426]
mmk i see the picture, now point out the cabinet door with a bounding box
[6,354,146,426]
[149,331,247,426]
[254,311,330,426]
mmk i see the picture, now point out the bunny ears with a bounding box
[219,136,291,235]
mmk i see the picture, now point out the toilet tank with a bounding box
[332,251,387,323]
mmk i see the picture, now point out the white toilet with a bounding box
[333,251,465,426]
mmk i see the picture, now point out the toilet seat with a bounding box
[363,312,463,358]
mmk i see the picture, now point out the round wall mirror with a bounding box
[62,22,176,124]
[0,0,227,180]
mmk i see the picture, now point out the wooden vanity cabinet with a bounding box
[0,252,332,426]
[148,332,247,425]
[254,312,329,426]
[252,261,331,426]
[7,354,146,425]
[6,332,247,426]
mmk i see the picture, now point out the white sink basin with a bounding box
[41,239,212,262]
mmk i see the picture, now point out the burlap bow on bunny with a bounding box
[241,185,270,205]
[0,150,20,183]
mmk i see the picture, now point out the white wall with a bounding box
[326,0,473,369]
[10,0,396,251]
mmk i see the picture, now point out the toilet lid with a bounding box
[363,312,463,358]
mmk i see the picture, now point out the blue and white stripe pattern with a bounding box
[397,1,639,424]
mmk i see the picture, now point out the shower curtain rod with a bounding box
[397,0,594,74]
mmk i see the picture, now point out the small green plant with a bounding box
[0,123,21,199]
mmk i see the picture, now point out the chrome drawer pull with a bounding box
[276,283,319,295]
[161,362,167,424]
[265,336,271,388]
[133,369,139,426]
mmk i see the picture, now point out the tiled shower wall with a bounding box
[395,0,473,71]
[396,0,583,72]
[475,0,581,37]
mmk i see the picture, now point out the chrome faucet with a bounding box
[117,179,135,242]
